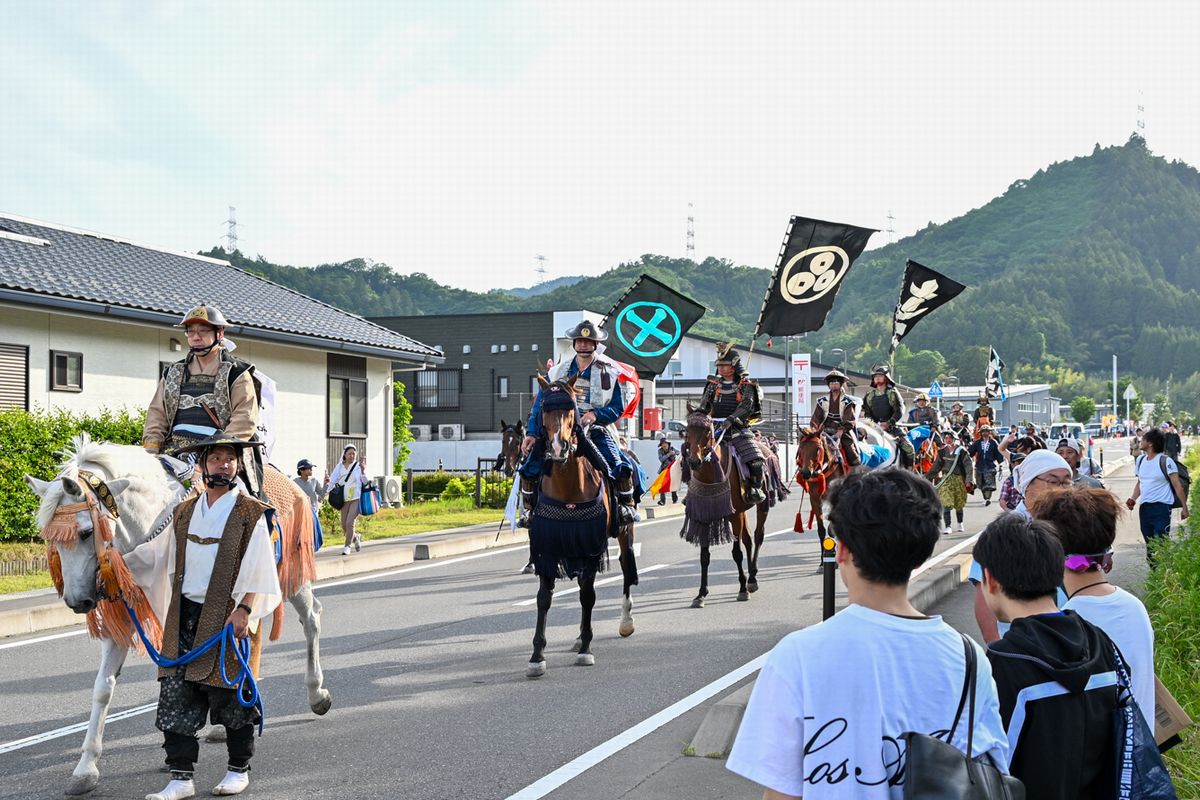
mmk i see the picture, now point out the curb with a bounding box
[414,529,527,560]
[687,551,976,758]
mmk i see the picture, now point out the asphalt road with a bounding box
[0,442,1136,800]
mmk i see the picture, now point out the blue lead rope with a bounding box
[122,599,265,735]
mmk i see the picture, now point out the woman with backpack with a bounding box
[1127,428,1190,564]
[327,444,371,556]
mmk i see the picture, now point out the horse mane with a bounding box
[36,434,166,529]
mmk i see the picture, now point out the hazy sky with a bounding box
[4,1,1198,290]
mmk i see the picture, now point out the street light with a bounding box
[830,348,847,374]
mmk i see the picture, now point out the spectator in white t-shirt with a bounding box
[727,468,1009,799]
[1126,428,1189,564]
[1033,486,1156,728]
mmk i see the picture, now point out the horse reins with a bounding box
[41,470,125,600]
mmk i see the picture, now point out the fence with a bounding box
[0,555,49,576]
[475,458,514,509]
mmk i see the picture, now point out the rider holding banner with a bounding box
[519,322,641,527]
[697,342,768,504]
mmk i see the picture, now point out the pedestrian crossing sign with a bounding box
[928,381,944,398]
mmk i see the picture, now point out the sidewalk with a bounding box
[0,498,685,640]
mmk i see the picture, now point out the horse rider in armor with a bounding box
[907,392,940,429]
[697,342,768,505]
[860,365,916,464]
[518,322,641,527]
[810,369,860,468]
[143,304,265,497]
[947,401,971,430]
[972,392,995,439]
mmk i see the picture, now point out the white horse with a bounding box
[855,419,903,470]
[26,436,331,796]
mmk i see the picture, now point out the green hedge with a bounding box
[1142,446,1200,791]
[409,470,473,501]
[0,407,146,543]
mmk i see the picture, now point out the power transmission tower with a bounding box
[534,254,548,284]
[686,202,696,261]
[1136,90,1146,136]
[224,206,239,254]
[886,210,896,243]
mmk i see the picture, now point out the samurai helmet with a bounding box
[715,341,741,366]
[915,392,929,402]
[870,364,895,387]
[563,321,607,343]
[176,304,229,329]
[978,391,991,402]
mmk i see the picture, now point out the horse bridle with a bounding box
[540,383,580,464]
[685,414,718,467]
[41,469,124,599]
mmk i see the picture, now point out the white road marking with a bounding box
[0,629,86,651]
[504,654,769,800]
[511,564,669,606]
[0,702,158,755]
[910,532,980,580]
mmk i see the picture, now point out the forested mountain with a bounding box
[207,135,1200,420]
[502,275,587,297]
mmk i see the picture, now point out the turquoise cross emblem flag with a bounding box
[615,301,682,358]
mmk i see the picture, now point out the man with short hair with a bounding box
[974,514,1123,799]
[1055,438,1103,488]
[1163,421,1182,460]
[727,468,1009,798]
[1127,427,1189,560]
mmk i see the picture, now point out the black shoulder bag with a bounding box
[902,634,1024,799]
[328,462,355,510]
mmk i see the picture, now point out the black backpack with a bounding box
[1138,454,1191,509]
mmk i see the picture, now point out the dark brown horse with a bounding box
[525,375,638,678]
[497,419,524,477]
[680,407,769,607]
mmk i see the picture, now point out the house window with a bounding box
[327,354,368,437]
[414,369,461,410]
[0,343,29,410]
[50,350,82,392]
[497,376,509,399]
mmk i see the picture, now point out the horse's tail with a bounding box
[263,468,318,641]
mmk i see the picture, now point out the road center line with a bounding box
[0,702,158,755]
[511,564,669,606]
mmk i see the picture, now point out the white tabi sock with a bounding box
[211,770,250,796]
[146,778,195,800]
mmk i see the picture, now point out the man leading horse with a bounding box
[519,322,641,526]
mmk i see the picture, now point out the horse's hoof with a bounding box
[747,580,759,593]
[526,660,547,678]
[64,773,99,796]
[204,726,227,743]
[618,620,635,638]
[575,652,596,666]
[691,596,706,609]
[310,690,333,716]
[521,563,535,575]
[737,591,750,602]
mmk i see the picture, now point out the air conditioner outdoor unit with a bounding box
[375,475,404,507]
[439,423,464,441]
[409,424,432,441]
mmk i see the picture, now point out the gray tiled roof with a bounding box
[0,214,441,362]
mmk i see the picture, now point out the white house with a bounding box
[0,213,442,476]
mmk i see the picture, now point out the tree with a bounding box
[1070,396,1097,424]
[393,382,414,473]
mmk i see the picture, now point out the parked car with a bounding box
[666,419,687,439]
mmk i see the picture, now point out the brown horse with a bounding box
[680,407,769,607]
[794,427,844,540]
[525,375,638,678]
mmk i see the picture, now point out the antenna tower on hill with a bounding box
[224,206,239,254]
[534,254,548,284]
[886,210,896,243]
[1137,90,1146,135]
[686,202,696,260]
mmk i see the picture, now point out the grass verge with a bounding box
[322,498,504,543]
[1142,446,1200,792]
[0,542,53,593]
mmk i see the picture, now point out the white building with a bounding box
[0,213,442,474]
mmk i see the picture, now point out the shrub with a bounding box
[0,407,145,543]
[440,477,470,500]
[409,470,472,501]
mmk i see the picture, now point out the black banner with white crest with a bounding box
[754,216,877,337]
[887,260,966,357]
[986,347,1007,400]
[600,274,707,379]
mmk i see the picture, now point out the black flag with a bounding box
[888,260,966,356]
[754,216,878,337]
[986,347,1007,400]
[600,274,706,379]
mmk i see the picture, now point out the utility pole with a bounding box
[1112,355,1118,433]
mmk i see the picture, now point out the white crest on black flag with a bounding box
[754,216,878,337]
[986,347,1007,400]
[888,260,967,356]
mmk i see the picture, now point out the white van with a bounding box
[1048,423,1085,442]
